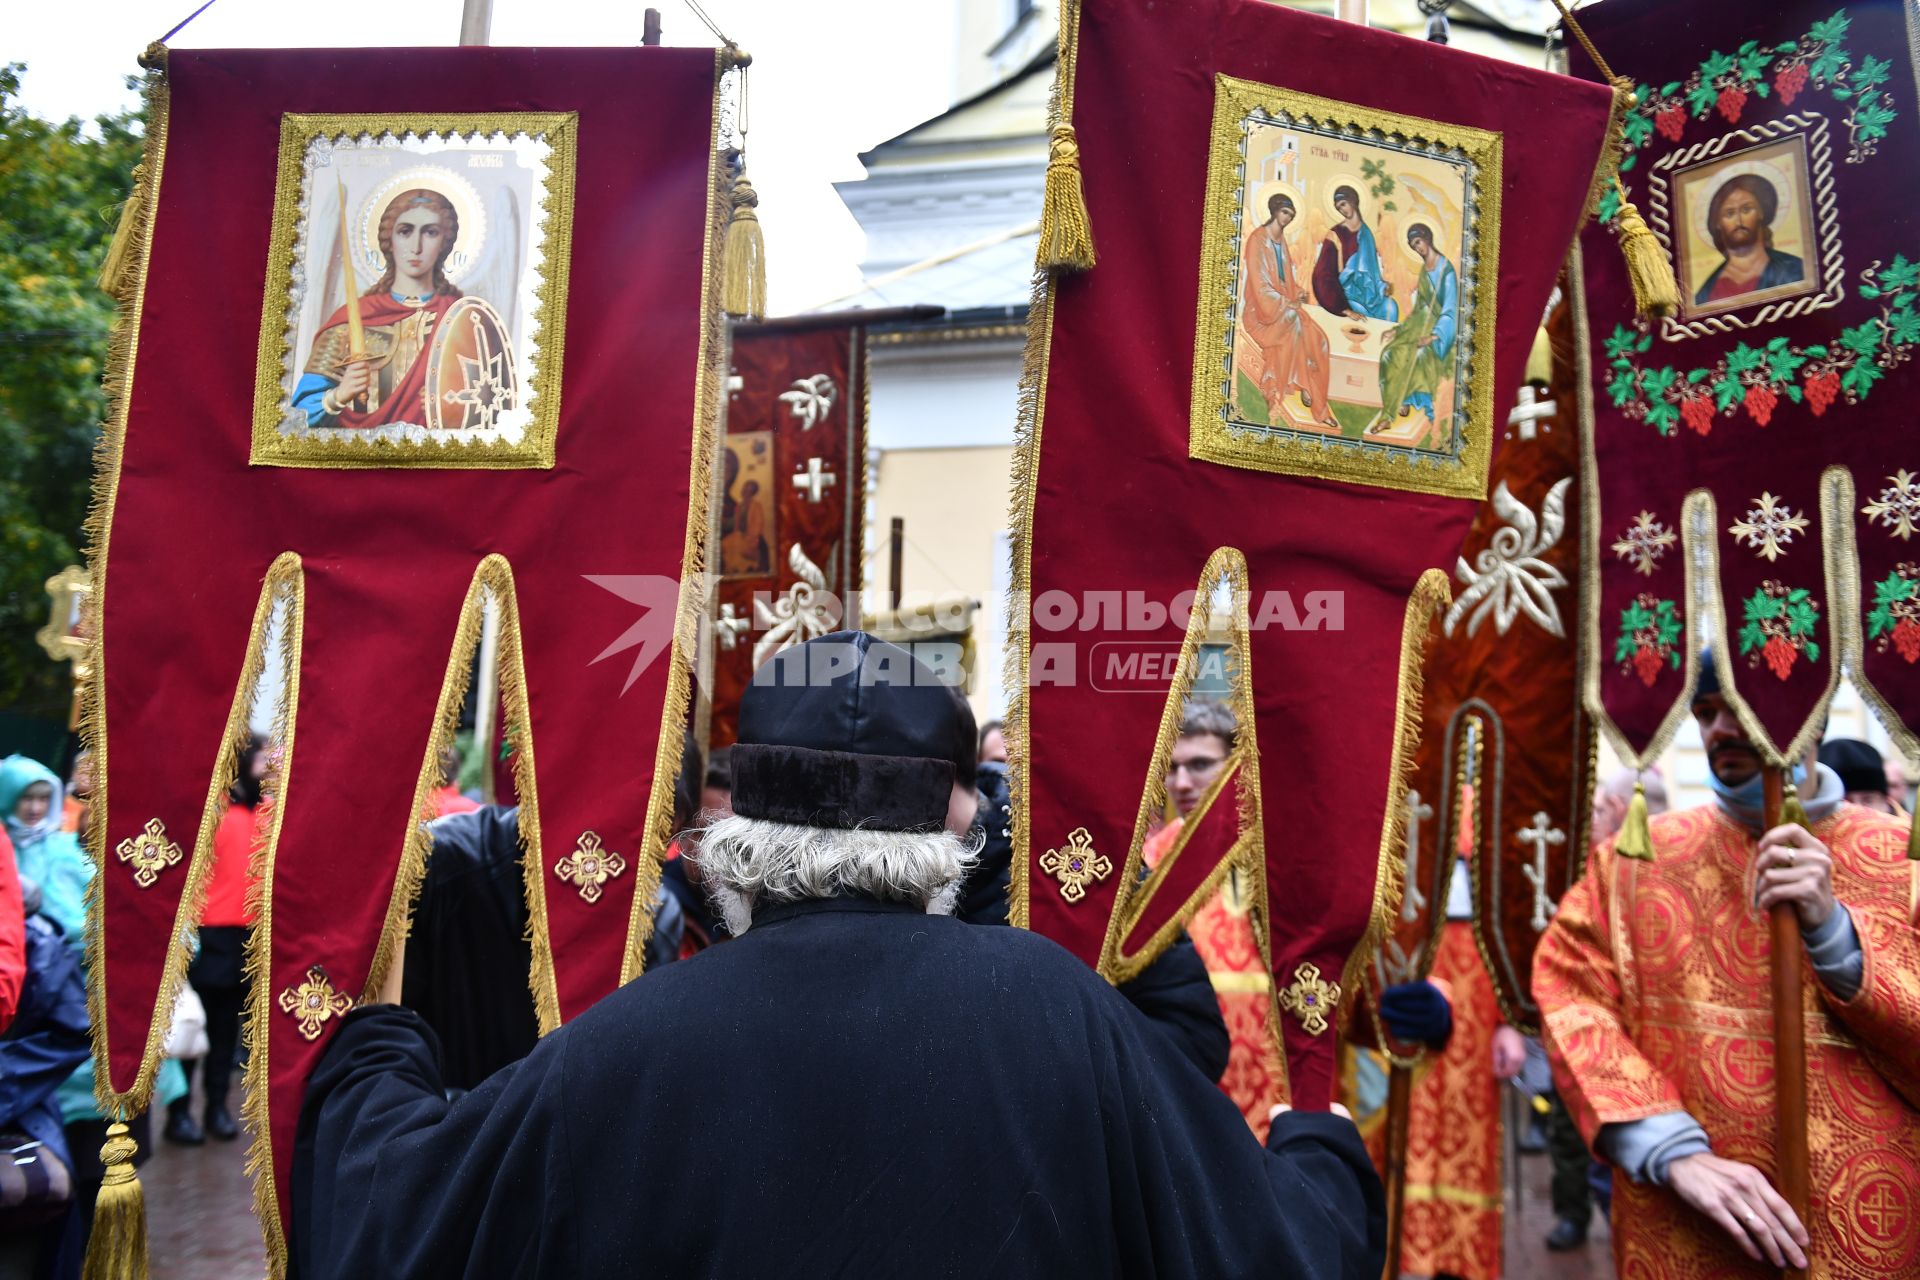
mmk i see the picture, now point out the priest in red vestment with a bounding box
[1536,662,1920,1278]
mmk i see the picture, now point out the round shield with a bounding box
[424,296,520,434]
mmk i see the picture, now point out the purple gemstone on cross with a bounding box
[1070,858,1084,871]
[1303,994,1317,1005]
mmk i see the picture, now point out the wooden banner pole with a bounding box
[1763,765,1810,1279]
[1380,1059,1412,1280]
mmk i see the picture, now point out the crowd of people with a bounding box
[0,632,1914,1276]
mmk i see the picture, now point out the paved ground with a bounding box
[144,1109,1616,1279]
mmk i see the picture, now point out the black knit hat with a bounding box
[1819,738,1887,796]
[732,632,963,831]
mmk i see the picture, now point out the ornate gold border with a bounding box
[1843,472,1920,764]
[248,111,578,470]
[1188,76,1503,501]
[617,53,729,986]
[239,557,305,1276]
[1098,547,1265,986]
[1337,569,1452,1025]
[80,43,173,1120]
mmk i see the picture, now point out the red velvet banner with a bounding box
[1377,283,1594,1036]
[711,321,867,745]
[1011,0,1617,1110]
[87,45,722,1259]
[1575,0,1920,766]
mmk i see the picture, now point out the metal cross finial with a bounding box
[1507,386,1556,441]
[1516,810,1567,932]
[792,457,837,504]
[1401,788,1436,922]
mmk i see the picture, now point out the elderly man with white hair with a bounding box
[293,632,1384,1278]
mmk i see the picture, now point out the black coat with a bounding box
[294,897,1382,1278]
[405,805,682,1090]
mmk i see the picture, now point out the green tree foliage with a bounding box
[0,64,141,721]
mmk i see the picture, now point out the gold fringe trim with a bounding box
[1336,569,1451,1031]
[96,174,145,298]
[362,557,506,1004]
[617,51,731,986]
[1036,0,1095,272]
[80,1123,146,1280]
[1100,548,1263,983]
[240,557,306,1280]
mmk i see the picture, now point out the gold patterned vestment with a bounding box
[1535,803,1920,1279]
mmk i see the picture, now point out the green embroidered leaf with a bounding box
[1809,12,1851,47]
[1641,366,1678,397]
[1745,590,1785,623]
[1842,360,1884,398]
[1686,81,1719,117]
[1660,81,1682,97]
[1623,113,1654,148]
[1856,98,1896,142]
[1840,321,1882,357]
[1881,254,1920,291]
[1713,378,1743,412]
[1889,310,1920,346]
[1805,344,1829,358]
[1805,640,1822,663]
[1786,384,1804,404]
[1597,184,1622,223]
[1687,368,1711,384]
[1607,367,1640,407]
[1613,633,1639,664]
[1654,601,1683,647]
[1810,45,1850,83]
[1767,346,1808,382]
[1725,343,1766,375]
[1637,334,1653,353]
[1604,326,1640,360]
[1701,51,1737,79]
[1856,54,1892,91]
[1738,620,1767,654]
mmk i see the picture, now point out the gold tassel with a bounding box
[1781,789,1811,832]
[1615,780,1654,860]
[1611,177,1680,321]
[722,171,766,321]
[81,1123,148,1280]
[1037,123,1097,272]
[96,166,146,298]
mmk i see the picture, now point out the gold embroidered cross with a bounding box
[115,818,182,889]
[1279,963,1340,1036]
[1039,827,1112,903]
[556,832,627,903]
[278,966,354,1041]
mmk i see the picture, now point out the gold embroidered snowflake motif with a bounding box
[278,967,354,1041]
[1279,963,1340,1036]
[1728,492,1810,562]
[1863,470,1920,541]
[1611,510,1678,576]
[1038,827,1112,903]
[555,832,627,904]
[114,818,182,889]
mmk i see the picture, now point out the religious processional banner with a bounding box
[1375,283,1594,1037]
[709,320,867,746]
[86,44,726,1266]
[1009,0,1618,1109]
[1576,0,1920,770]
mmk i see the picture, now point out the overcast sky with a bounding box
[8,0,963,312]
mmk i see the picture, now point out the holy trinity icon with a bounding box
[1189,77,1502,499]
[251,113,578,467]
